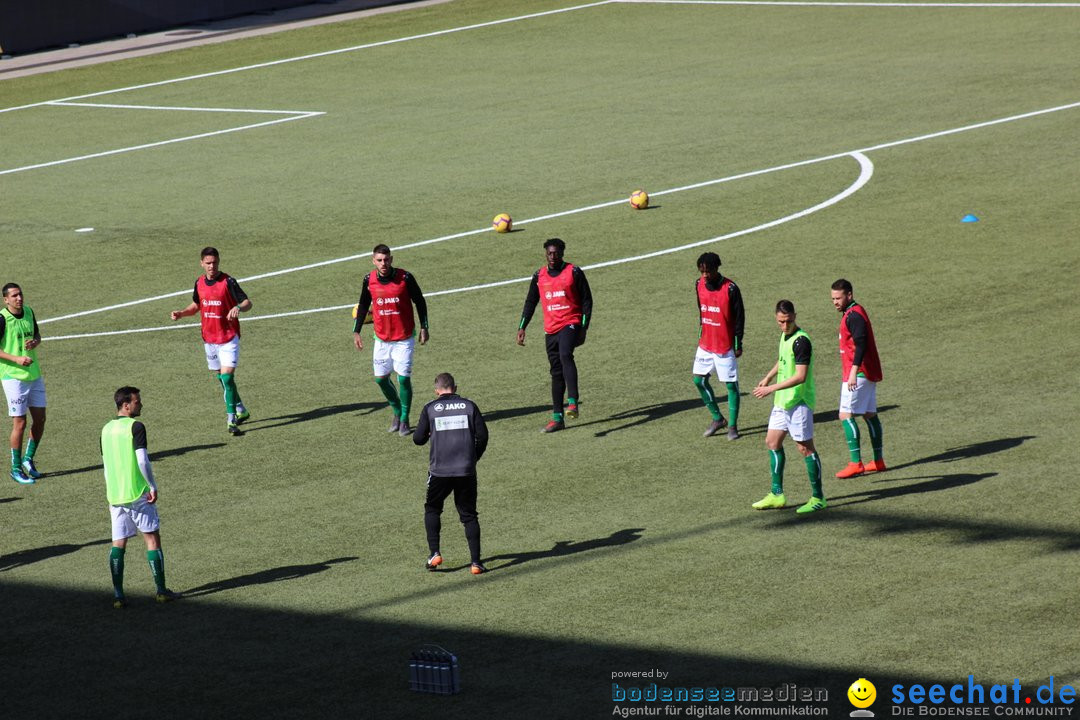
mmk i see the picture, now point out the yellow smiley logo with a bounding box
[848,678,877,708]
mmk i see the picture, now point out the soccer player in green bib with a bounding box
[0,283,47,484]
[102,387,181,607]
[751,300,826,513]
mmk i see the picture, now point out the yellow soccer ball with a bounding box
[493,213,513,233]
[630,189,649,209]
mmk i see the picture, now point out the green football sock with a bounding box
[725,381,740,427]
[10,448,21,471]
[553,412,564,422]
[25,438,38,461]
[693,375,722,421]
[769,448,785,495]
[865,415,884,461]
[110,547,125,598]
[398,375,413,423]
[567,396,577,406]
[147,549,166,594]
[805,453,823,498]
[842,418,862,463]
[375,376,401,414]
[217,373,237,415]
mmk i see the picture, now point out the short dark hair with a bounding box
[775,299,796,316]
[696,252,721,272]
[543,238,566,254]
[200,246,219,259]
[2,283,20,297]
[372,244,391,256]
[434,372,456,392]
[114,386,140,408]
[831,278,853,293]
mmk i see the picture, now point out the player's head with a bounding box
[434,372,457,394]
[775,299,797,333]
[200,247,220,278]
[372,244,393,276]
[544,238,565,268]
[114,386,142,416]
[830,279,854,312]
[697,252,721,280]
[2,283,22,312]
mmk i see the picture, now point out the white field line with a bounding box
[44,153,873,342]
[0,111,324,177]
[48,101,319,115]
[618,0,1080,6]
[37,97,1080,327]
[0,2,617,115]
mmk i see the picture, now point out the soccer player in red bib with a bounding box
[516,238,593,433]
[170,247,252,436]
[692,253,745,440]
[353,244,429,437]
[831,279,885,477]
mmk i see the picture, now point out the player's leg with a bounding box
[715,349,740,439]
[861,382,885,471]
[692,348,725,436]
[836,379,865,477]
[134,496,178,600]
[393,339,416,435]
[790,406,825,513]
[543,333,565,432]
[109,507,135,608]
[22,401,45,478]
[372,338,402,430]
[753,407,789,509]
[452,475,482,569]
[4,379,32,483]
[218,338,243,433]
[424,474,453,570]
[556,327,580,419]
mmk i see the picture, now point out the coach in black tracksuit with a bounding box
[413,372,489,574]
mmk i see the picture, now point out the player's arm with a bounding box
[226,278,252,320]
[756,337,812,397]
[844,310,868,387]
[412,406,431,446]
[729,283,745,357]
[753,361,780,397]
[575,267,593,330]
[516,272,541,345]
[405,272,429,345]
[352,277,373,350]
[473,405,489,461]
[170,283,201,320]
[132,421,158,502]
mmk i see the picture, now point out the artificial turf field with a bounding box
[2,0,1079,716]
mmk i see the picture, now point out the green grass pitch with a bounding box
[2,0,1079,716]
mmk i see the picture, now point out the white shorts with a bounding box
[839,378,878,415]
[373,337,414,377]
[110,494,160,540]
[3,377,46,417]
[692,347,739,383]
[204,336,240,371]
[768,404,814,442]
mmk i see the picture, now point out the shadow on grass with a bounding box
[440,528,645,573]
[482,404,552,423]
[0,537,110,571]
[570,398,701,437]
[812,403,900,424]
[244,402,383,432]
[828,472,996,507]
[0,497,20,504]
[43,442,228,479]
[184,557,358,597]
[888,436,1036,471]
[1,579,950,718]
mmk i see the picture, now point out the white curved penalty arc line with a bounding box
[44,152,873,342]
